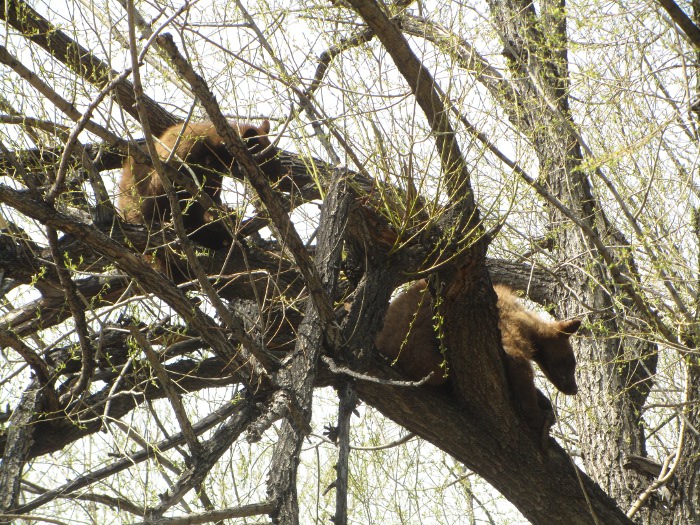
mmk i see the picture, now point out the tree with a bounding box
[0,0,698,523]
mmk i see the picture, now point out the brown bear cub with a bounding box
[118,120,282,250]
[375,280,581,435]
[493,284,580,433]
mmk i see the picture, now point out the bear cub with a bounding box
[118,120,283,250]
[375,280,581,435]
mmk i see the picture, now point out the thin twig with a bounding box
[128,325,201,454]
[47,227,96,403]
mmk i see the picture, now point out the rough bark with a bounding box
[673,357,700,524]
[356,373,631,525]
[266,171,350,524]
[0,382,43,521]
[481,0,661,518]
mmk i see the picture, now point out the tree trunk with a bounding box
[484,0,661,518]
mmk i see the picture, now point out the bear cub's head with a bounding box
[231,120,284,180]
[532,319,581,395]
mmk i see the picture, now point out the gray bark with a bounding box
[0,382,43,520]
[481,0,661,518]
[266,170,350,524]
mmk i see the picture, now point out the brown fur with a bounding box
[374,281,445,385]
[118,120,283,250]
[375,281,581,432]
[494,284,581,432]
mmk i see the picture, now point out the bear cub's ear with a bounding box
[558,319,582,336]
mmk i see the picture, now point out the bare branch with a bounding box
[127,501,276,525]
[46,228,96,402]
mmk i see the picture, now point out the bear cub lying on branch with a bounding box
[118,120,283,250]
[375,281,581,437]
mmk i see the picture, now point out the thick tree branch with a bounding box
[0,185,256,380]
[266,170,350,524]
[356,378,634,525]
[655,0,700,49]
[0,382,43,518]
